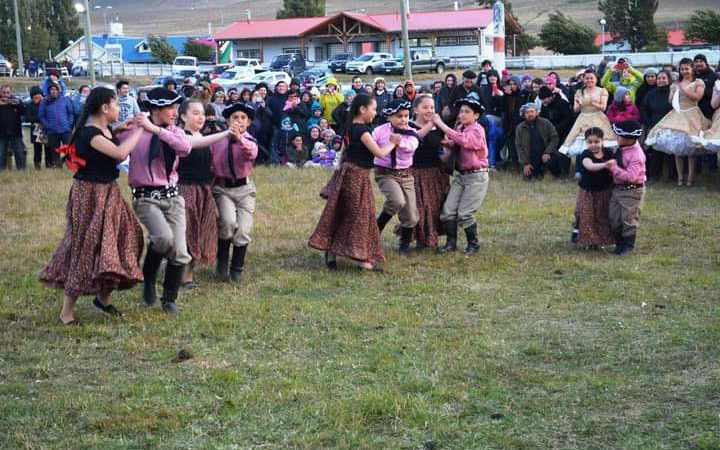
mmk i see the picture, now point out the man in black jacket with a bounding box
[538,86,573,177]
[448,70,482,124]
[24,86,45,169]
[0,85,26,171]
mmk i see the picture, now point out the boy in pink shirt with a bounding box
[432,96,489,254]
[605,121,646,255]
[373,99,420,255]
[210,102,259,283]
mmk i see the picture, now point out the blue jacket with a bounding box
[39,96,75,135]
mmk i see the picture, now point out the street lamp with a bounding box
[75,0,95,85]
[599,18,607,54]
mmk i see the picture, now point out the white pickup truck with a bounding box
[172,56,199,76]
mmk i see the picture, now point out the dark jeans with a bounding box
[46,131,72,168]
[646,148,677,181]
[0,136,26,170]
[525,152,569,180]
[32,142,49,168]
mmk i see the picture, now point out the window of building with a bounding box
[437,36,459,46]
[136,41,151,53]
[282,47,309,55]
[236,49,260,59]
[458,35,478,45]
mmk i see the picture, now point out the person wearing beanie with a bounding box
[24,86,47,169]
[544,75,569,103]
[693,54,718,118]
[449,70,481,123]
[39,81,76,168]
[605,121,646,255]
[607,86,641,125]
[515,102,561,180]
[521,74,533,95]
[634,68,658,108]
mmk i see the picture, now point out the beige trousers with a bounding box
[440,171,489,229]
[213,182,257,247]
[133,196,191,265]
[609,186,644,237]
[374,171,418,228]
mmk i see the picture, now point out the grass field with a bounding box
[1,166,719,450]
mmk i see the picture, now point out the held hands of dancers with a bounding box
[605,159,618,170]
[228,122,246,141]
[389,133,402,146]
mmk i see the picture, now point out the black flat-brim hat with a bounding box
[144,87,183,109]
[222,101,255,121]
[612,120,643,138]
[382,99,413,117]
[454,96,484,114]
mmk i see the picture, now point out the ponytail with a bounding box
[70,86,116,144]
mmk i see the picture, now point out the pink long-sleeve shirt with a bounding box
[209,131,258,180]
[606,101,641,124]
[372,122,419,170]
[611,141,646,185]
[121,125,192,188]
[447,122,488,171]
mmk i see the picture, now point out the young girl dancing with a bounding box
[40,87,147,325]
[373,99,420,255]
[120,87,192,314]
[574,127,615,250]
[309,94,401,271]
[432,96,489,254]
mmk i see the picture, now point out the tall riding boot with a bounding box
[612,231,625,255]
[142,244,163,305]
[438,221,458,253]
[464,223,480,254]
[229,245,248,283]
[398,227,414,256]
[216,239,231,278]
[619,234,636,255]
[376,211,393,234]
[160,263,184,314]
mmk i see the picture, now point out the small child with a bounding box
[432,95,489,254]
[574,127,615,250]
[307,106,323,128]
[373,99,420,255]
[605,120,646,255]
[303,142,337,168]
[318,117,330,131]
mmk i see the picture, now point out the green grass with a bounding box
[1,166,719,450]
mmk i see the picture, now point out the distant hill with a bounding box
[97,0,714,39]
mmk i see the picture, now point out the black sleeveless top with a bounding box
[412,127,444,169]
[178,130,213,185]
[74,126,120,183]
[344,123,374,169]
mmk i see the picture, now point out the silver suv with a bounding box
[345,52,393,75]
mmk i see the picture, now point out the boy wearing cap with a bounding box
[210,103,259,283]
[120,87,192,313]
[604,120,646,255]
[373,99,420,256]
[432,96,489,254]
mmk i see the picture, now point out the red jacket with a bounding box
[606,100,641,125]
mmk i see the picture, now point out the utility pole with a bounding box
[12,0,24,76]
[80,0,96,85]
[400,0,412,80]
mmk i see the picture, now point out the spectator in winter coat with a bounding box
[24,86,47,169]
[249,90,274,164]
[41,69,66,96]
[606,87,641,125]
[332,90,356,137]
[640,70,675,181]
[438,73,457,122]
[0,85,26,170]
[373,77,392,120]
[539,86,574,143]
[72,85,90,126]
[39,82,75,168]
[515,103,561,179]
[693,54,719,120]
[600,58,644,102]
[634,68,658,109]
[351,76,365,95]
[319,78,344,127]
[284,90,311,133]
[449,70,482,122]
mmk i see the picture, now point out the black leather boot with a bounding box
[464,223,480,254]
[216,239,231,278]
[612,231,625,255]
[142,244,163,305]
[160,263,184,314]
[398,227,414,256]
[229,245,247,283]
[376,211,393,233]
[619,234,636,255]
[438,221,458,253]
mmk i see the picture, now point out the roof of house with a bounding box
[213,8,498,41]
[594,29,707,47]
[90,35,202,62]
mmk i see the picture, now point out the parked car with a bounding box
[0,54,12,76]
[152,74,196,87]
[70,58,102,77]
[297,68,333,87]
[172,56,199,75]
[233,71,291,91]
[383,49,451,75]
[268,53,306,77]
[215,67,257,88]
[328,52,353,73]
[233,58,264,74]
[345,52,393,75]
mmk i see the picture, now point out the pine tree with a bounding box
[684,9,720,46]
[148,35,177,64]
[598,0,659,52]
[276,0,325,19]
[184,39,214,62]
[539,11,597,55]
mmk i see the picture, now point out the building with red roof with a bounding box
[212,7,522,65]
[594,29,712,53]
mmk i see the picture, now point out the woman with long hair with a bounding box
[646,58,710,186]
[40,87,147,325]
[559,70,617,157]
